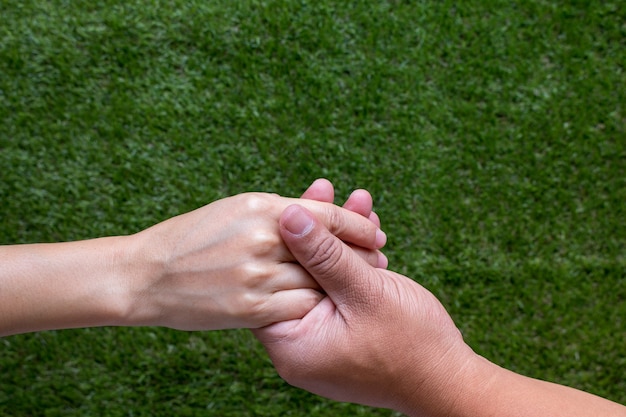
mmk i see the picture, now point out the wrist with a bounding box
[444,354,626,417]
[395,345,501,417]
[109,231,165,328]
[444,353,502,417]
[84,234,144,328]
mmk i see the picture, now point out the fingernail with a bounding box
[375,229,387,248]
[378,251,389,269]
[284,206,314,236]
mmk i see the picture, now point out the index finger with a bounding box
[287,198,387,250]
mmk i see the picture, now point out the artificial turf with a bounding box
[1,1,624,415]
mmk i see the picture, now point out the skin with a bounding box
[0,180,386,337]
[253,204,626,417]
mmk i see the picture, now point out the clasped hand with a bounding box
[123,180,386,331]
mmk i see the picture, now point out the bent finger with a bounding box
[300,178,335,202]
[249,288,325,329]
[342,189,373,218]
[369,211,381,228]
[346,243,388,269]
[268,263,322,292]
[279,205,376,308]
[294,199,386,250]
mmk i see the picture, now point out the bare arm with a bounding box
[449,361,626,417]
[1,182,386,337]
[0,236,137,336]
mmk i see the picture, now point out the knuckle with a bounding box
[241,192,272,213]
[230,288,268,322]
[324,206,345,235]
[323,205,376,248]
[249,229,281,255]
[306,234,344,279]
[236,262,273,288]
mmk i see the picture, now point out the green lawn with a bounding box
[1,0,624,415]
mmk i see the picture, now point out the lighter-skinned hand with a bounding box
[122,183,386,331]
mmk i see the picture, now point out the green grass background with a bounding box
[1,0,624,415]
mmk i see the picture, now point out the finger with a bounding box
[249,288,325,329]
[294,200,387,250]
[302,185,386,249]
[300,178,335,202]
[279,204,376,309]
[251,295,335,343]
[277,247,383,270]
[251,317,300,340]
[369,211,381,228]
[345,243,387,269]
[342,189,373,218]
[279,241,385,269]
[342,190,383,231]
[377,250,389,269]
[269,262,322,292]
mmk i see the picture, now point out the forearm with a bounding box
[0,237,135,336]
[402,353,626,417]
[471,362,626,417]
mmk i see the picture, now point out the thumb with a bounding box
[280,204,374,309]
